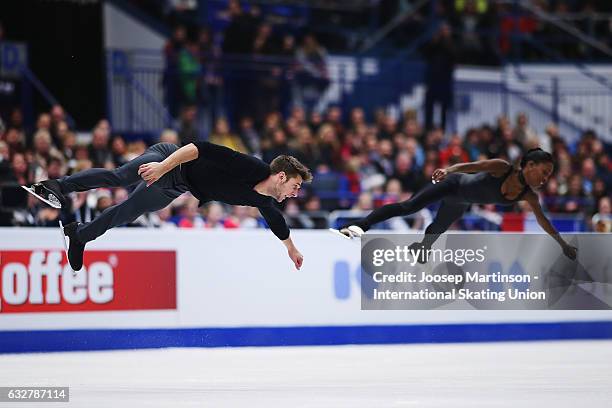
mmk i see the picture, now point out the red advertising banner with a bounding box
[0,250,176,313]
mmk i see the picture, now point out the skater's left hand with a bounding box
[138,162,167,186]
[287,247,304,270]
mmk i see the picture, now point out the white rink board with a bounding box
[1,228,611,332]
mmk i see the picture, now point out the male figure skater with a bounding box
[25,142,312,271]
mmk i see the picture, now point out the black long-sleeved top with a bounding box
[180,142,290,240]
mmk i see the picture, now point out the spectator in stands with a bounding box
[222,0,257,55]
[392,151,419,193]
[125,139,147,161]
[238,117,261,157]
[203,202,230,229]
[257,24,288,122]
[68,190,94,226]
[377,115,398,141]
[295,34,329,112]
[580,157,597,195]
[463,128,482,161]
[177,196,205,228]
[88,125,113,168]
[592,196,611,232]
[178,105,198,145]
[561,174,588,214]
[32,129,63,181]
[542,177,563,213]
[111,135,129,168]
[500,126,523,163]
[352,192,374,213]
[591,178,608,203]
[94,191,113,218]
[163,25,187,118]
[50,105,67,146]
[226,205,260,228]
[153,205,178,229]
[291,126,320,171]
[7,108,26,142]
[209,117,247,153]
[262,128,295,163]
[178,41,202,105]
[422,23,456,131]
[349,107,367,133]
[308,110,323,133]
[46,157,64,180]
[372,139,395,178]
[28,113,51,150]
[198,26,224,133]
[512,112,537,147]
[0,141,10,181]
[326,106,345,139]
[439,134,470,168]
[4,127,25,155]
[316,123,341,170]
[160,129,180,145]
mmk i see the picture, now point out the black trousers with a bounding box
[353,174,469,248]
[59,143,188,243]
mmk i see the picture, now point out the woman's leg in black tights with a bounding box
[351,176,460,231]
[408,200,469,264]
[421,200,469,248]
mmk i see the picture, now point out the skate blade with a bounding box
[22,185,62,209]
[329,228,353,240]
[59,220,77,275]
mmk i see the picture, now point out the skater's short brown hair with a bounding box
[270,155,312,182]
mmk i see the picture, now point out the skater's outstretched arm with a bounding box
[524,191,577,260]
[258,205,303,270]
[432,159,509,182]
[282,236,304,270]
[139,144,199,186]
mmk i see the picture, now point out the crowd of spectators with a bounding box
[163,0,330,127]
[0,102,610,233]
[159,0,612,140]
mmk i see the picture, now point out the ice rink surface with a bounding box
[1,340,611,408]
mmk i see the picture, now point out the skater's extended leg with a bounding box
[76,181,178,243]
[409,200,469,264]
[59,143,179,193]
[350,175,460,232]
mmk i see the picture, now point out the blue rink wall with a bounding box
[2,322,612,354]
[1,229,611,353]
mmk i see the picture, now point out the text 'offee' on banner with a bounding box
[0,250,176,313]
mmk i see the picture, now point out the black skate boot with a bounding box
[22,179,67,209]
[408,241,431,264]
[62,222,86,271]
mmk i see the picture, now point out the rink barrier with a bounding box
[1,321,612,353]
[2,229,612,353]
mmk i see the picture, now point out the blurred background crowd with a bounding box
[1,101,610,232]
[0,0,610,233]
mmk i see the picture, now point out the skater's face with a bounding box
[523,161,554,189]
[275,174,303,202]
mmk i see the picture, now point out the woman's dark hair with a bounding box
[520,148,554,168]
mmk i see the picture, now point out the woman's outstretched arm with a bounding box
[432,159,510,182]
[524,191,577,260]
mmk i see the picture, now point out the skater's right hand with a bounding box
[562,244,577,260]
[138,162,167,187]
[431,168,448,184]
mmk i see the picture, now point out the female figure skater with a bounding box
[339,148,577,262]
